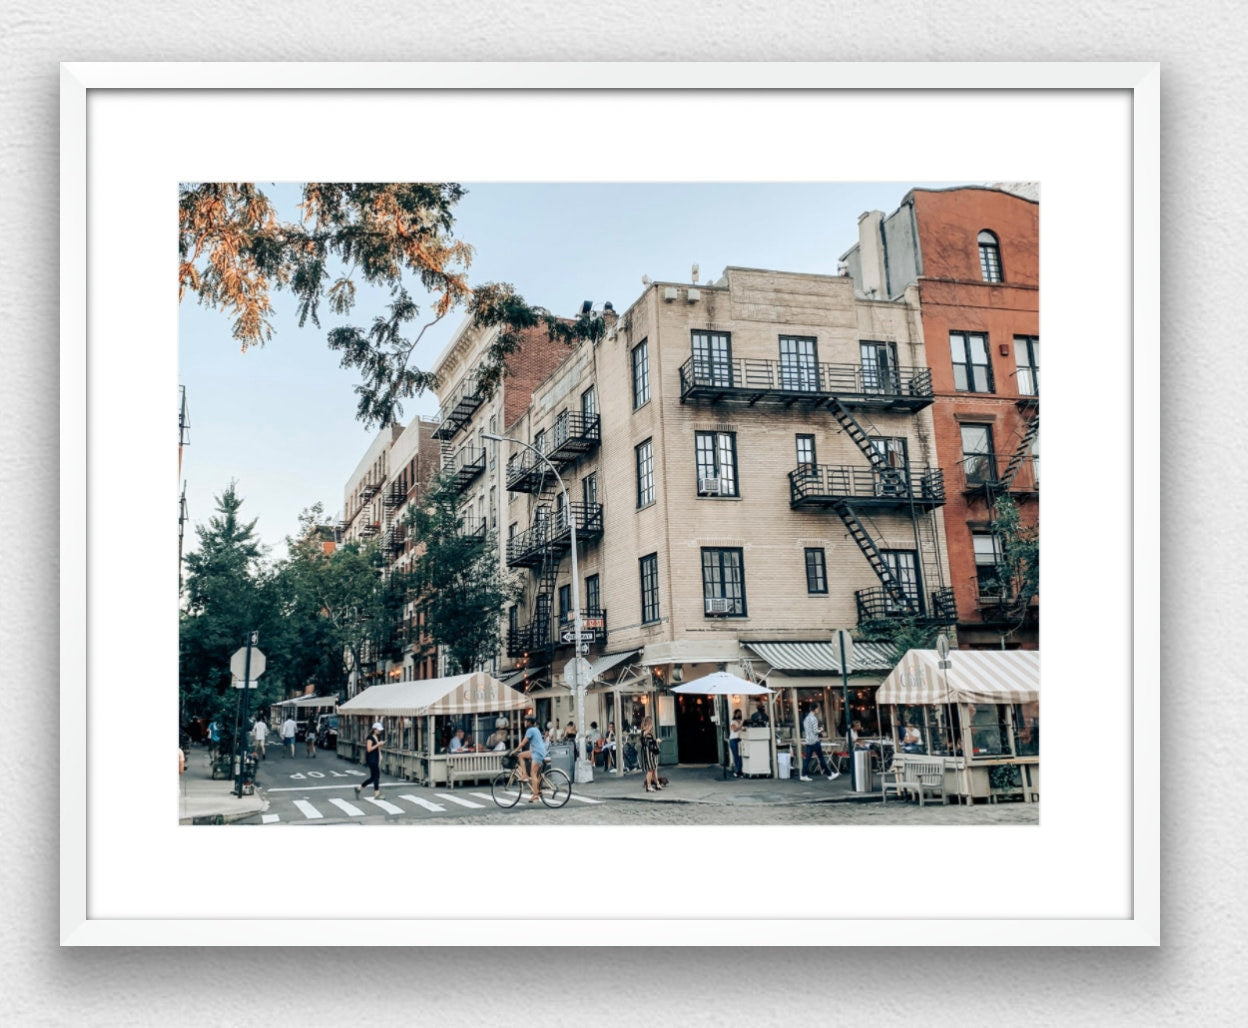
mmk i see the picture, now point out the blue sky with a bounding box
[178,181,972,557]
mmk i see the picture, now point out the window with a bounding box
[860,340,899,393]
[695,431,738,497]
[881,550,920,612]
[968,703,1011,756]
[950,331,994,393]
[973,532,1005,595]
[581,386,597,422]
[631,340,650,408]
[558,584,572,621]
[489,486,497,528]
[582,471,599,509]
[978,230,1003,282]
[508,521,517,541]
[1015,335,1039,396]
[701,547,746,616]
[796,434,816,470]
[804,548,828,594]
[488,415,498,467]
[640,553,660,624]
[960,424,996,484]
[691,330,732,387]
[508,605,518,638]
[779,335,818,391]
[585,574,600,614]
[636,439,655,508]
[533,428,547,455]
[869,436,909,495]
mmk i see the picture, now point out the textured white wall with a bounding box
[1,2,1238,1023]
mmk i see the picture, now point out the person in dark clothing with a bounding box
[354,722,384,800]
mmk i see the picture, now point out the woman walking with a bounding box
[639,716,663,793]
[354,722,384,800]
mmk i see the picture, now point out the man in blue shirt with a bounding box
[514,714,547,803]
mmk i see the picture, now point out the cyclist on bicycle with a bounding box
[512,714,547,803]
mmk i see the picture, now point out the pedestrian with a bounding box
[281,714,297,757]
[252,716,267,759]
[800,703,838,781]
[355,722,385,800]
[601,722,617,773]
[639,716,663,792]
[207,719,221,761]
[728,708,745,778]
[305,718,317,757]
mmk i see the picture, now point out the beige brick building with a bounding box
[488,267,954,763]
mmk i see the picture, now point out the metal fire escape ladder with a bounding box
[998,411,1039,492]
[826,398,914,611]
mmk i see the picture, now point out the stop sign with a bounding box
[230,646,266,681]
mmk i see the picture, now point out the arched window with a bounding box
[978,230,1003,282]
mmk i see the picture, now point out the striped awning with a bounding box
[339,672,531,717]
[876,649,1039,706]
[744,640,897,675]
[273,696,338,709]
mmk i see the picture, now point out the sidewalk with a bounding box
[178,746,268,824]
[568,760,878,806]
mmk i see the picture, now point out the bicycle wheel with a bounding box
[539,767,571,808]
[492,770,524,808]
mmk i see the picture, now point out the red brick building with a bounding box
[842,185,1039,648]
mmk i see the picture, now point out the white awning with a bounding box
[587,649,639,682]
[339,672,530,717]
[876,649,1039,706]
[638,638,743,666]
[745,640,896,674]
[274,696,338,709]
[500,667,543,689]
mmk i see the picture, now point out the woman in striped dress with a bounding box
[639,716,663,792]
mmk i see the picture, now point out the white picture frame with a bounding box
[61,62,1158,946]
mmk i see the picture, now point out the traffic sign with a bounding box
[230,646,266,681]
[562,657,592,688]
[561,632,576,643]
[232,679,260,690]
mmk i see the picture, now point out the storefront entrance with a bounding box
[675,693,719,763]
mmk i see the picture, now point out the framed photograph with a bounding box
[61,62,1158,945]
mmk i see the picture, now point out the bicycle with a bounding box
[491,754,571,809]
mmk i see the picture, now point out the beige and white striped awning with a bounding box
[339,672,531,717]
[744,640,897,675]
[876,649,1039,706]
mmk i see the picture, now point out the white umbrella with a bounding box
[670,671,773,695]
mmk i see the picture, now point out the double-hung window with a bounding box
[973,532,1006,597]
[639,553,660,624]
[950,331,994,393]
[631,340,650,408]
[558,584,572,623]
[779,335,818,391]
[701,547,746,616]
[880,550,920,613]
[860,340,899,394]
[978,230,1003,282]
[695,431,738,497]
[636,439,655,508]
[691,330,732,388]
[804,548,828,594]
[960,424,996,485]
[585,574,601,615]
[1015,335,1039,396]
[582,471,598,509]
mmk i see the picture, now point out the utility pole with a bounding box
[178,386,190,587]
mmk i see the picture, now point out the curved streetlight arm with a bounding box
[484,433,590,782]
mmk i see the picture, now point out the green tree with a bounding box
[987,494,1040,636]
[178,182,602,428]
[278,505,407,695]
[179,483,276,748]
[408,473,519,674]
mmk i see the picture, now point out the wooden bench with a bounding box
[884,759,947,805]
[445,751,507,788]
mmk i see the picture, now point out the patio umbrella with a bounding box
[669,671,773,695]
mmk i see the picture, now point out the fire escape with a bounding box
[502,411,603,665]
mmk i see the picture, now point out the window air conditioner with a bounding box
[686,288,701,303]
[663,287,680,302]
[698,477,722,496]
[705,597,732,615]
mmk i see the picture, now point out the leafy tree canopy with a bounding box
[179,182,603,428]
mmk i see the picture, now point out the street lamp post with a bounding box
[484,432,591,784]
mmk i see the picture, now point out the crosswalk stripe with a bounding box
[293,800,323,820]
[328,797,366,817]
[261,814,280,823]
[432,792,486,809]
[468,792,496,804]
[567,793,603,804]
[400,794,446,813]
[364,797,405,815]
